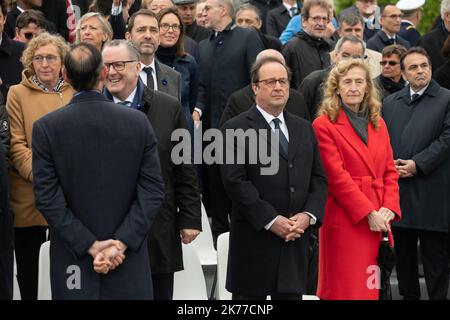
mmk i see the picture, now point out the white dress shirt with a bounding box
[139,61,158,90]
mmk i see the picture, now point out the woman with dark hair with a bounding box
[433,35,450,90]
[156,7,198,133]
[313,59,401,300]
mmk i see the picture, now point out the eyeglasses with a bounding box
[380,60,399,66]
[383,14,403,20]
[24,32,36,40]
[160,23,182,32]
[32,55,59,64]
[257,78,289,88]
[104,60,137,72]
[309,16,330,23]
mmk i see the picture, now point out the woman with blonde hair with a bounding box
[312,59,401,299]
[7,32,75,300]
[75,12,113,51]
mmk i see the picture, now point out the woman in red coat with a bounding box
[313,60,401,300]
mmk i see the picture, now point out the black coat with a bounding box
[282,31,331,89]
[221,106,327,296]
[382,80,450,232]
[260,30,282,51]
[41,0,70,40]
[185,21,212,43]
[417,25,448,72]
[0,33,25,100]
[32,91,165,299]
[298,67,330,119]
[219,84,310,127]
[249,0,282,34]
[0,132,13,300]
[434,60,450,90]
[366,30,410,53]
[140,87,201,273]
[197,24,264,128]
[375,75,406,100]
[266,5,292,38]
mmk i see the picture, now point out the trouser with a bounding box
[152,272,174,300]
[0,209,14,300]
[394,227,449,300]
[14,226,48,300]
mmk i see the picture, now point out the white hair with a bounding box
[442,0,450,19]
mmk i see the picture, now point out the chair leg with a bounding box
[209,267,218,300]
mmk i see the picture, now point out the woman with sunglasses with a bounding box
[375,44,407,99]
[6,32,74,300]
[156,7,198,133]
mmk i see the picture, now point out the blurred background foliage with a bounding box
[334,0,441,34]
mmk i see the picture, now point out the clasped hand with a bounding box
[88,239,127,275]
[368,207,396,232]
[270,213,311,242]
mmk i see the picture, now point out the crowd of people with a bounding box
[0,0,449,300]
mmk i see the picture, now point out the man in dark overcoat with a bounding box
[383,47,450,300]
[221,56,327,300]
[102,40,201,300]
[32,43,165,300]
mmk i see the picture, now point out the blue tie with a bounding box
[272,118,289,157]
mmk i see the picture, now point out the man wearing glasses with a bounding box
[367,4,410,53]
[102,40,201,300]
[221,55,327,300]
[375,44,407,99]
[282,0,332,89]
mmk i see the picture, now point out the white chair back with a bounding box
[215,232,232,300]
[37,241,51,300]
[191,203,217,266]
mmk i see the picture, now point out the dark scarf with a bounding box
[156,45,177,68]
[342,101,369,145]
[378,75,405,95]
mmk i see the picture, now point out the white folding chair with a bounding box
[173,243,208,300]
[191,203,217,266]
[215,232,232,300]
[13,251,21,300]
[37,241,51,300]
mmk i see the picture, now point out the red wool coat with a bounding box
[313,111,401,300]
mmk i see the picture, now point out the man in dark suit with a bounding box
[266,0,300,38]
[102,40,201,300]
[193,0,263,241]
[383,47,450,300]
[221,56,327,300]
[397,0,424,47]
[126,9,182,101]
[0,0,25,100]
[175,0,211,43]
[366,4,410,53]
[32,43,165,300]
[220,49,310,126]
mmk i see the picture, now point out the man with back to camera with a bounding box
[32,42,165,299]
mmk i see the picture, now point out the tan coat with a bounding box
[7,71,75,227]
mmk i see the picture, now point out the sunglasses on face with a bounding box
[380,61,399,66]
[24,32,36,40]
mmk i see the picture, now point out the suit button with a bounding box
[290,187,295,193]
[289,163,293,168]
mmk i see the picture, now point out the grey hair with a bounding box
[75,12,113,46]
[102,40,141,61]
[442,0,450,19]
[335,35,366,55]
[217,0,235,18]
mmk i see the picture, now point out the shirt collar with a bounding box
[113,86,137,104]
[409,83,429,98]
[140,60,156,72]
[256,105,285,127]
[17,5,25,13]
[283,3,297,12]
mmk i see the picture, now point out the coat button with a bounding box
[290,187,295,193]
[289,163,293,168]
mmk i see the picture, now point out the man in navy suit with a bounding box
[32,43,165,299]
[221,56,327,299]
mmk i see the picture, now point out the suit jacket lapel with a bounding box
[284,111,302,162]
[334,111,377,177]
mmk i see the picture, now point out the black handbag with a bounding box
[377,232,396,300]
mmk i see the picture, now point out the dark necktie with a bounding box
[118,101,132,107]
[143,66,154,90]
[411,93,420,102]
[388,38,395,45]
[290,7,298,17]
[272,118,289,157]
